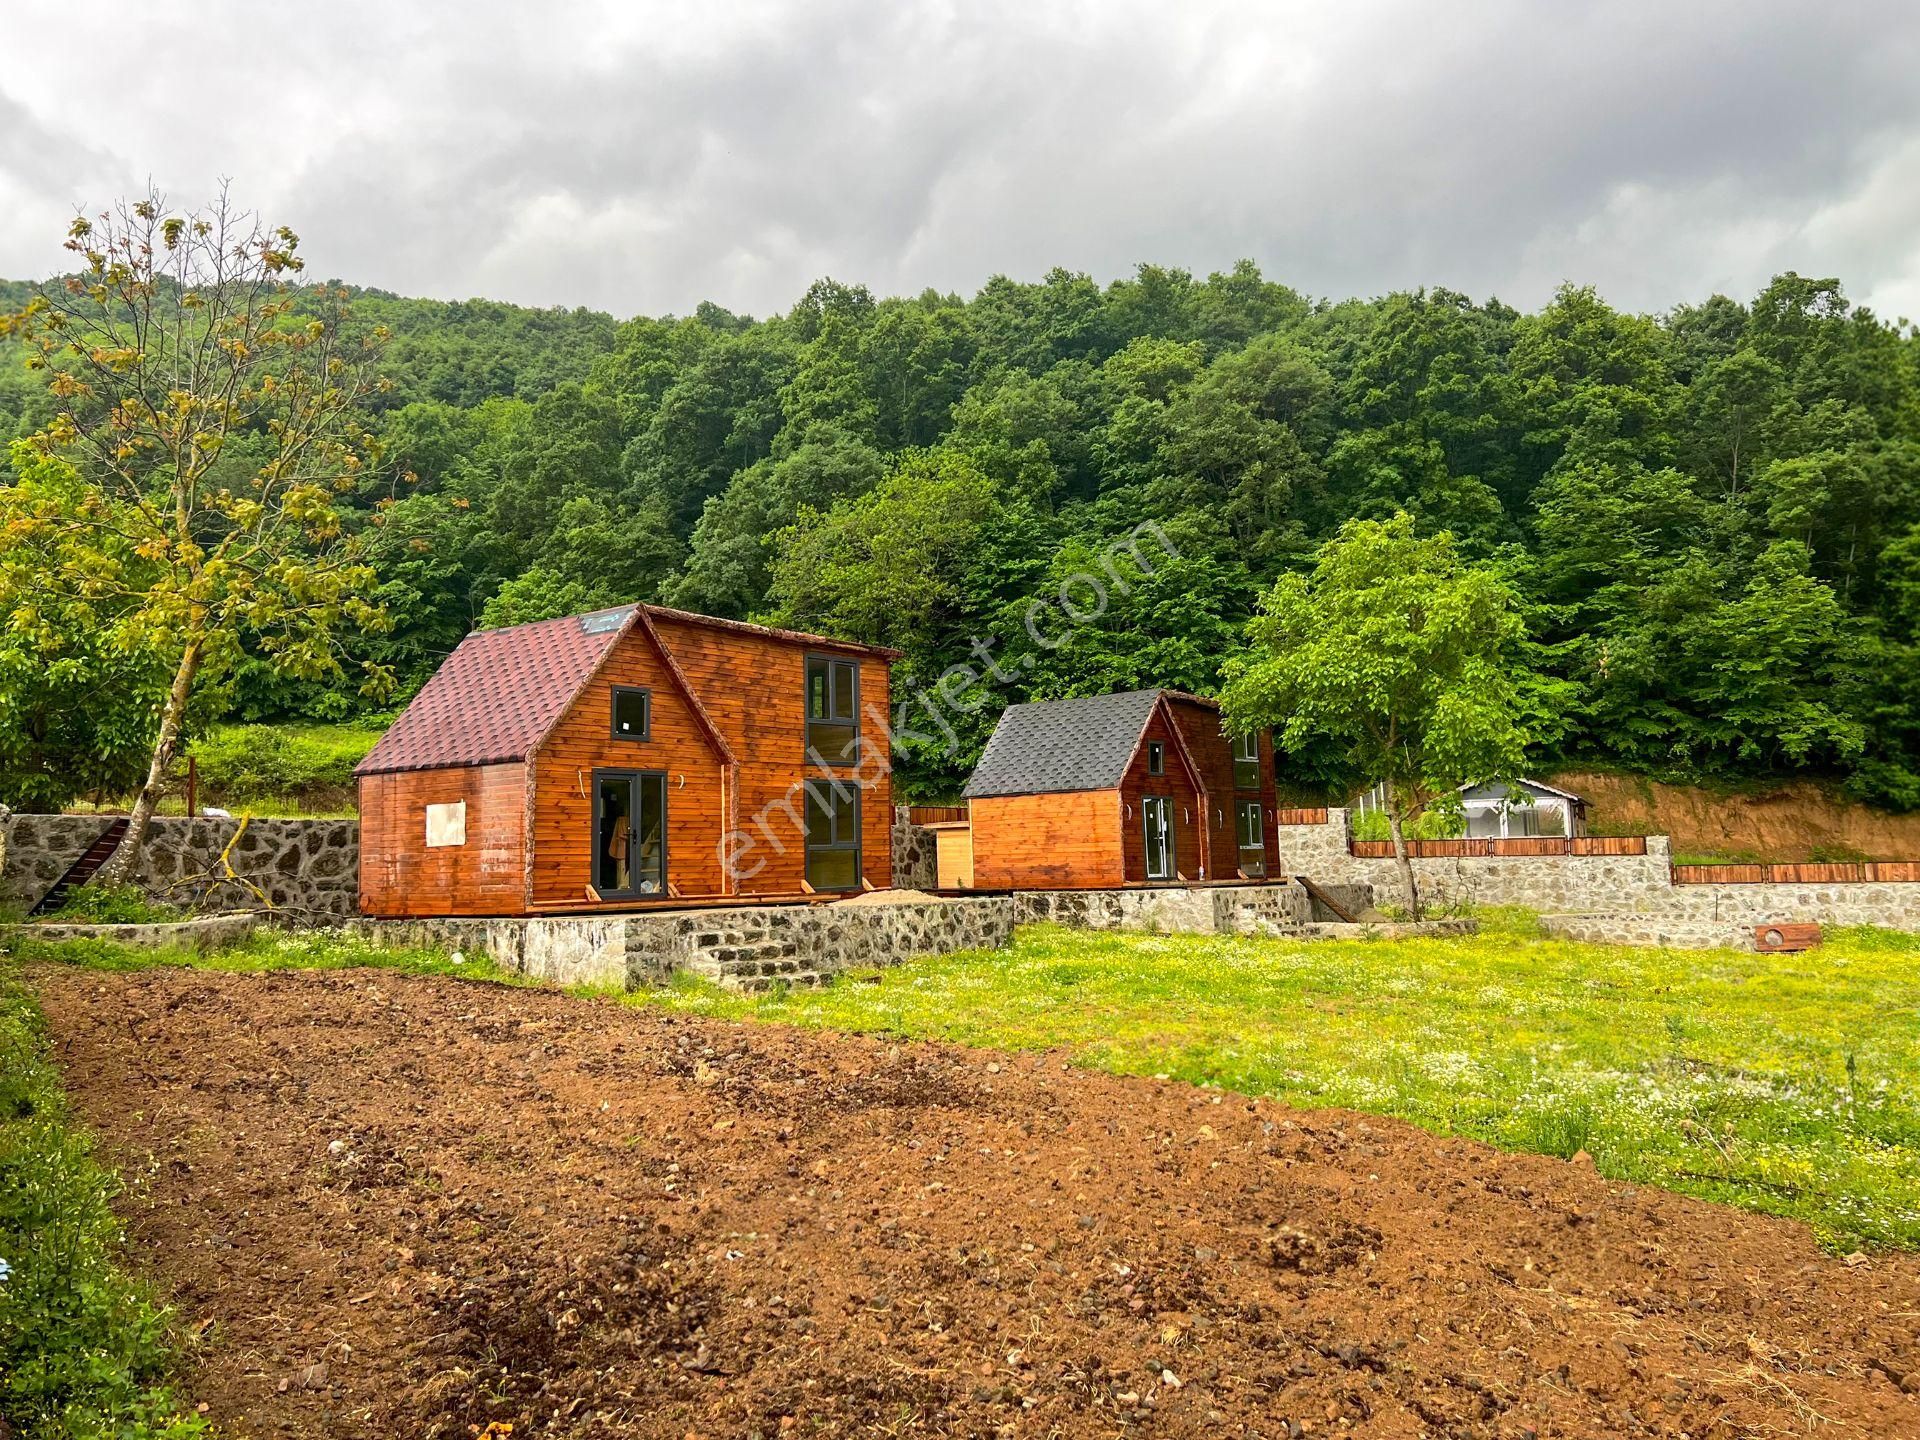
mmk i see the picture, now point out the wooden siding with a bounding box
[361,614,894,918]
[528,623,728,906]
[1164,698,1278,880]
[906,804,969,826]
[357,762,528,916]
[646,614,893,895]
[1273,807,1330,827]
[969,790,1123,889]
[1350,835,1650,860]
[933,827,974,889]
[1118,705,1205,882]
[1674,860,1920,885]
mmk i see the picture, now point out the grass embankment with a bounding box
[0,971,208,1438]
[641,911,1920,1252]
[64,720,388,820]
[9,914,1919,1251]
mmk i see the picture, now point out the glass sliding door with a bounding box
[594,770,667,898]
[1142,795,1174,881]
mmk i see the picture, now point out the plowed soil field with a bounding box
[33,965,1920,1438]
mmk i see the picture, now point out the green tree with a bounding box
[1221,513,1552,916]
[1,191,388,880]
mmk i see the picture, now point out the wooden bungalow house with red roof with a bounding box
[962,689,1280,890]
[354,604,899,917]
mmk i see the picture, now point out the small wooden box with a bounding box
[1754,922,1822,952]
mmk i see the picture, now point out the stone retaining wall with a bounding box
[1,813,359,919]
[349,894,1016,992]
[10,913,260,951]
[1275,808,1920,936]
[1016,883,1310,937]
[1540,914,1757,950]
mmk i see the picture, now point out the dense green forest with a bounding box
[4,262,1917,804]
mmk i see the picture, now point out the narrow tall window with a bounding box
[804,778,862,891]
[1237,800,1266,878]
[1146,740,1164,776]
[1232,731,1261,790]
[805,655,861,765]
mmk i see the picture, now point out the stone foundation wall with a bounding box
[1016,883,1309,937]
[2,813,359,919]
[348,895,1016,992]
[891,811,939,891]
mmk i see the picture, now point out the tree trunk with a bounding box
[95,638,201,890]
[1385,792,1422,921]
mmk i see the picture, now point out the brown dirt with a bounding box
[33,966,1920,1439]
[1549,769,1920,861]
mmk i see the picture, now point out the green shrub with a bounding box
[187,721,385,805]
[0,972,208,1438]
[1350,808,1462,842]
[40,886,179,926]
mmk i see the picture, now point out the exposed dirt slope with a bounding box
[34,966,1920,1438]
[1549,769,1920,860]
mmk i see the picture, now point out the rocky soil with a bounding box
[33,965,1920,1438]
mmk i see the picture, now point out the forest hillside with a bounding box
[3,263,1916,805]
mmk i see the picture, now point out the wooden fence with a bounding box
[904,804,969,826]
[1348,835,1649,860]
[1672,861,1920,885]
[1272,807,1330,826]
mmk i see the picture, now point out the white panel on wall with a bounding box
[425,801,467,848]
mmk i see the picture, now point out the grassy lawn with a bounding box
[638,911,1920,1252]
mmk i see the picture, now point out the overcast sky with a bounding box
[4,0,1919,325]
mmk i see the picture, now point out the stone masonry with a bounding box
[891,809,940,891]
[1016,883,1311,937]
[351,894,1017,993]
[1,813,359,919]
[1275,808,1920,937]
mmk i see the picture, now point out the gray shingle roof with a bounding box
[962,690,1166,798]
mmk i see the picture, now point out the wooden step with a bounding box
[30,818,131,916]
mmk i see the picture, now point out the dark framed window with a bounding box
[1236,800,1266,878]
[1146,740,1165,776]
[611,686,651,740]
[805,654,861,766]
[1232,731,1261,790]
[804,777,862,891]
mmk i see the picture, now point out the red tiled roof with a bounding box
[355,607,633,776]
[355,602,899,777]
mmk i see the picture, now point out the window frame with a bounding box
[1142,793,1175,881]
[1231,730,1261,791]
[1146,740,1165,777]
[804,653,862,767]
[803,776,863,892]
[1236,798,1266,878]
[610,685,653,742]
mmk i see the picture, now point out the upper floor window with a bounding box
[1232,731,1261,790]
[806,655,861,765]
[1146,740,1165,776]
[612,686,651,741]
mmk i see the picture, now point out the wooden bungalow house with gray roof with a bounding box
[961,689,1279,889]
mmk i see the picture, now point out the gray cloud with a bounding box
[2,0,1918,323]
